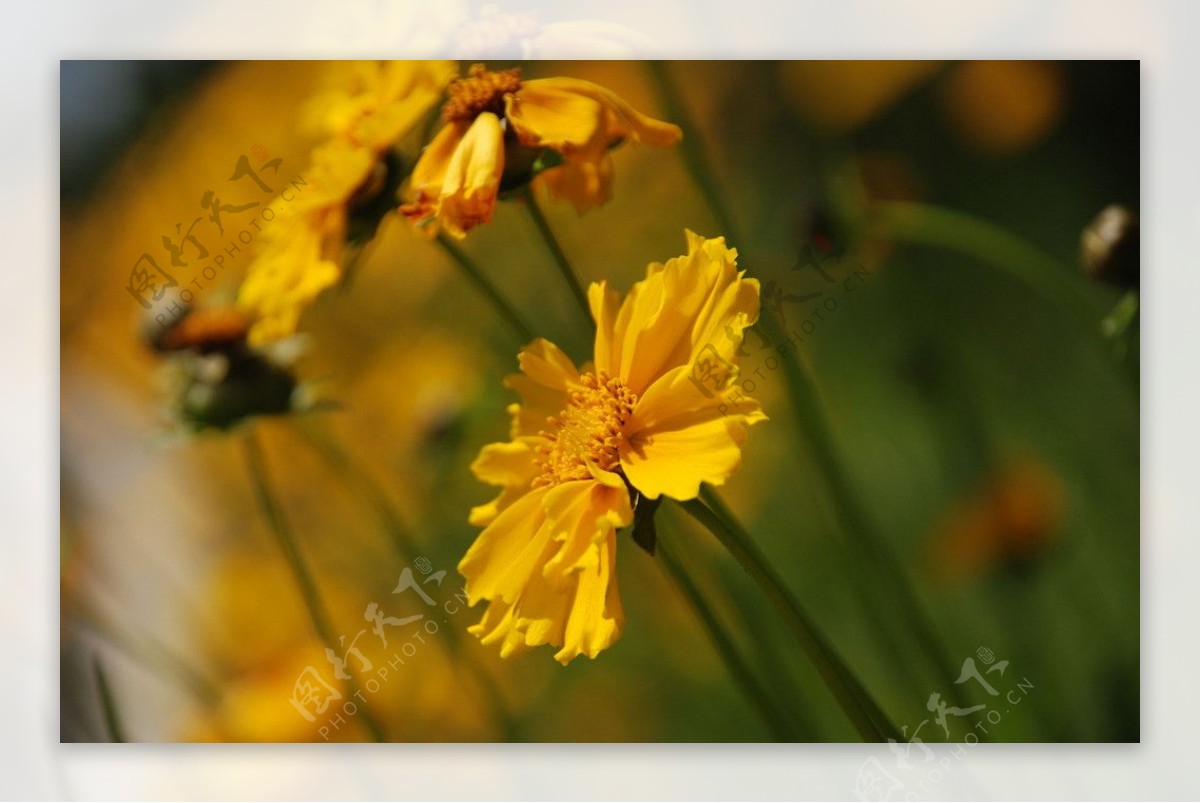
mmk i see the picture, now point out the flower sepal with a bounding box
[628,489,662,556]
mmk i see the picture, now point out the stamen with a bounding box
[443,64,522,124]
[533,372,637,487]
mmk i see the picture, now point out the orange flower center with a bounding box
[443,64,522,124]
[534,372,637,487]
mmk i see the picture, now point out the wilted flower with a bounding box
[402,63,682,238]
[152,306,306,432]
[459,232,765,663]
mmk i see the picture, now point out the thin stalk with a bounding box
[435,232,534,343]
[78,613,222,709]
[292,423,523,741]
[678,496,899,742]
[92,656,126,743]
[241,428,388,742]
[649,60,962,703]
[657,536,797,740]
[517,184,591,320]
[646,61,740,240]
[297,423,420,558]
[868,201,1098,324]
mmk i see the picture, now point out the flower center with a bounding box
[443,64,522,124]
[534,372,637,487]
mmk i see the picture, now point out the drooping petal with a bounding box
[508,77,682,156]
[401,121,468,226]
[504,79,607,153]
[459,485,551,606]
[535,153,616,214]
[436,112,506,238]
[461,479,629,664]
[541,474,632,585]
[555,526,623,664]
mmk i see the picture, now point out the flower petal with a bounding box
[504,79,607,153]
[509,77,681,156]
[554,526,623,664]
[467,436,545,526]
[437,112,506,238]
[401,121,467,225]
[611,232,761,395]
[535,154,615,214]
[459,485,551,606]
[588,279,622,377]
[503,337,579,437]
[620,397,763,501]
[462,479,628,664]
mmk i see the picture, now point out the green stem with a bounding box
[646,61,740,240]
[435,232,534,343]
[868,200,1098,324]
[292,423,523,741]
[241,428,388,742]
[517,184,591,320]
[650,58,963,705]
[92,656,127,742]
[296,423,420,558]
[657,536,797,740]
[78,612,222,709]
[678,496,899,742]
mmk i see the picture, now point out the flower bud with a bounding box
[1080,204,1139,290]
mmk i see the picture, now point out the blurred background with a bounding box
[59,59,1138,743]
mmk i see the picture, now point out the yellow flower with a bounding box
[403,64,682,238]
[304,60,458,150]
[236,140,364,345]
[238,61,455,345]
[460,232,766,664]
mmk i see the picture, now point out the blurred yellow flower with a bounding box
[304,60,457,151]
[403,63,682,238]
[939,60,1064,155]
[238,61,456,345]
[460,232,765,664]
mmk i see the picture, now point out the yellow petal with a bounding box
[509,77,682,156]
[470,597,531,659]
[541,477,631,585]
[554,526,623,664]
[436,112,506,238]
[621,395,763,500]
[504,79,606,153]
[588,279,622,377]
[237,211,341,345]
[459,485,551,606]
[535,154,615,214]
[467,436,544,526]
[516,337,579,389]
[401,121,467,226]
[461,478,628,664]
[352,60,457,150]
[607,232,761,396]
[502,337,580,437]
